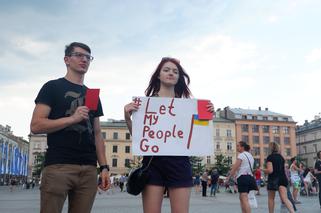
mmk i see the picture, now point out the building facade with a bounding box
[28,134,47,179]
[100,119,134,175]
[203,115,236,168]
[296,115,321,168]
[220,107,297,167]
[0,125,29,185]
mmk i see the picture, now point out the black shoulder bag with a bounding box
[126,157,153,196]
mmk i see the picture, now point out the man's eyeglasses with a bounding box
[70,52,94,61]
[161,57,180,64]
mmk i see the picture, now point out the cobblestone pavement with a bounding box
[0,185,320,213]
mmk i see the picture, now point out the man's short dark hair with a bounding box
[65,42,91,56]
[317,151,321,159]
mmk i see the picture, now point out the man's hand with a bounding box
[98,170,111,191]
[70,106,89,123]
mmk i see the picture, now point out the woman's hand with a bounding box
[124,101,139,120]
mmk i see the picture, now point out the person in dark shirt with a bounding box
[210,169,219,196]
[314,151,321,209]
[31,42,110,213]
[264,142,294,213]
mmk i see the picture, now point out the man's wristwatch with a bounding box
[99,165,110,172]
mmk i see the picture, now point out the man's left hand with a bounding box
[98,170,111,191]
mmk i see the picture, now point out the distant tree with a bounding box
[190,156,205,176]
[32,152,45,177]
[214,154,230,176]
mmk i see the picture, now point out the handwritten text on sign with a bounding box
[132,97,214,156]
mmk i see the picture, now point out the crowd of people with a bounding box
[192,142,320,213]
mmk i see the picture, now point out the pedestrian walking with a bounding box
[227,141,256,213]
[264,142,294,213]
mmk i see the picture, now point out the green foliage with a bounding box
[32,152,45,177]
[190,156,205,176]
[214,154,230,176]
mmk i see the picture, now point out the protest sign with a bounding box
[132,97,214,156]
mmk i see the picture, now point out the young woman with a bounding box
[290,157,301,203]
[264,142,294,213]
[303,168,316,195]
[124,57,214,213]
[227,141,255,213]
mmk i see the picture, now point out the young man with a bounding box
[31,42,110,213]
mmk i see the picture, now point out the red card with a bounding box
[85,88,100,110]
[197,99,213,120]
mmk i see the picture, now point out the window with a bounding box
[112,158,117,167]
[102,132,106,139]
[274,137,280,144]
[303,146,307,154]
[272,126,280,134]
[216,129,220,137]
[125,159,130,167]
[227,142,233,151]
[242,135,249,143]
[207,156,211,164]
[242,115,247,119]
[112,145,118,153]
[264,147,269,156]
[263,116,268,121]
[254,159,260,168]
[226,130,232,137]
[241,124,249,132]
[125,146,130,153]
[283,117,289,122]
[283,127,289,134]
[253,147,260,156]
[286,148,291,156]
[263,125,269,133]
[252,116,258,120]
[314,144,318,152]
[253,136,259,144]
[284,137,290,145]
[113,132,118,140]
[126,133,131,140]
[216,142,221,150]
[252,125,259,133]
[273,117,278,121]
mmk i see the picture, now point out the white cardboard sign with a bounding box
[132,97,214,156]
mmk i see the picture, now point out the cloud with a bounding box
[305,48,321,63]
[267,15,279,23]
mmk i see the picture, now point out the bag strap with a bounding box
[141,156,153,172]
[244,152,254,175]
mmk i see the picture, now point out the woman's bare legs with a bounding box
[169,187,191,213]
[142,185,164,213]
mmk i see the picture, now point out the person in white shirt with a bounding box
[227,141,255,213]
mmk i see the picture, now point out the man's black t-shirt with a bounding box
[315,159,321,179]
[266,153,287,182]
[35,78,103,166]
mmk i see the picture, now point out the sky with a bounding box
[0,0,321,140]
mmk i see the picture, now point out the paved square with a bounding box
[0,186,319,212]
